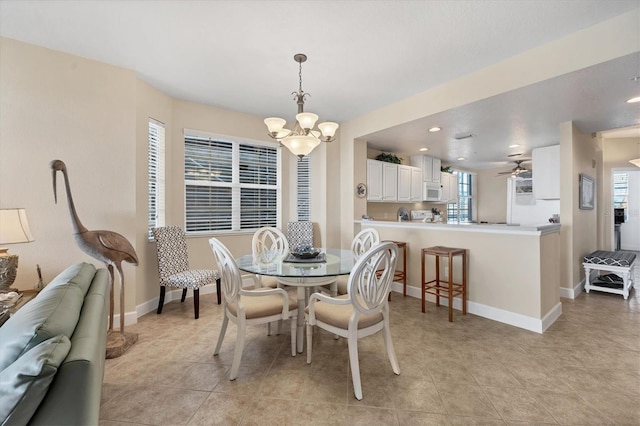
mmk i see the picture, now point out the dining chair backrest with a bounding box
[351,228,380,260]
[348,241,398,315]
[209,238,241,305]
[153,226,189,283]
[252,227,289,264]
[286,221,314,250]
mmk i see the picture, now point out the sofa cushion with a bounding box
[0,335,71,426]
[39,262,97,296]
[0,263,96,371]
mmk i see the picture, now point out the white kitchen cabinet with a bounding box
[411,155,441,183]
[411,167,423,201]
[382,162,398,201]
[440,172,458,204]
[532,145,560,199]
[367,159,398,202]
[367,159,383,201]
[397,165,412,202]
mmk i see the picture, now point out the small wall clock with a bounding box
[356,183,367,198]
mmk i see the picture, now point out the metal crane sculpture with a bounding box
[50,159,138,357]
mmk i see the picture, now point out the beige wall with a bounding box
[0,38,138,313]
[476,167,510,223]
[135,80,173,306]
[559,122,600,290]
[600,137,640,250]
[341,9,639,251]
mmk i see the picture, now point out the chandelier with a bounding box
[264,54,339,159]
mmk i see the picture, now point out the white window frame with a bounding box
[148,118,165,240]
[447,169,476,224]
[183,130,282,235]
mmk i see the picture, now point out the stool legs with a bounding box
[421,247,467,322]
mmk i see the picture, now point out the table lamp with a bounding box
[0,208,34,293]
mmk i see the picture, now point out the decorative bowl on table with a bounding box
[290,246,320,259]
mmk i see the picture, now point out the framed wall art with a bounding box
[579,174,594,210]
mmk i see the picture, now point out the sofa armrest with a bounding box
[28,269,109,426]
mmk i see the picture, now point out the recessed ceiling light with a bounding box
[419,147,429,152]
[627,96,640,103]
[457,157,465,161]
[509,144,520,148]
[428,127,441,132]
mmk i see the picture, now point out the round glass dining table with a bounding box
[236,249,356,352]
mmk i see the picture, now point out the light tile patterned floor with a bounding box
[100,277,639,426]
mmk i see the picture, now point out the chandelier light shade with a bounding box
[264,53,339,159]
[630,158,640,167]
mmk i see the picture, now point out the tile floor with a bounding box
[100,278,639,425]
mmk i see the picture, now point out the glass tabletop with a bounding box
[236,248,355,278]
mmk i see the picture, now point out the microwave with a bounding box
[423,182,442,202]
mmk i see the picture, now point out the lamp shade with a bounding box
[0,209,34,245]
[630,158,640,167]
[281,135,321,159]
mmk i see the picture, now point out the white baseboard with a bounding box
[112,285,219,327]
[390,282,561,333]
[560,279,584,299]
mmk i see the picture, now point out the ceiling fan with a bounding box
[496,160,531,176]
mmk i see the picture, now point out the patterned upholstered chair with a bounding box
[306,241,400,400]
[209,237,298,380]
[152,226,220,319]
[286,221,314,251]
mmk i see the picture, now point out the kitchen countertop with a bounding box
[356,219,561,235]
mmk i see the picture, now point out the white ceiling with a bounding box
[1,0,639,170]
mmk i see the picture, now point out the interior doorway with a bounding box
[612,169,640,251]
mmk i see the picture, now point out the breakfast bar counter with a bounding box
[357,220,562,333]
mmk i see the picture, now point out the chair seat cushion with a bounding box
[307,295,383,330]
[164,270,219,289]
[583,250,636,267]
[228,292,298,319]
[334,276,349,295]
[259,276,279,288]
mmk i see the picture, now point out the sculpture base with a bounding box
[106,330,138,359]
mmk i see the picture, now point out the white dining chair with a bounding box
[321,228,380,296]
[251,226,289,289]
[209,237,298,380]
[306,241,400,400]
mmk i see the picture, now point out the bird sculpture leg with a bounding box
[115,262,125,334]
[107,264,115,332]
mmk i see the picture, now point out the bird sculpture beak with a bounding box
[52,168,58,204]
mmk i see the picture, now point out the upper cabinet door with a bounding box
[367,159,383,201]
[382,162,398,201]
[532,145,560,199]
[397,165,412,202]
[411,155,441,183]
[410,167,423,201]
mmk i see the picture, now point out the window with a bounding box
[447,171,474,223]
[297,155,311,221]
[613,172,628,209]
[148,119,165,240]
[184,134,280,234]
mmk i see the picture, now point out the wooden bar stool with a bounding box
[421,246,467,322]
[382,241,407,300]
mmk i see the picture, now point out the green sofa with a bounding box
[0,262,109,426]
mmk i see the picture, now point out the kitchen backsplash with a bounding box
[367,202,448,223]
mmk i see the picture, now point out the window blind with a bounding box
[297,155,311,221]
[148,119,165,240]
[184,135,280,233]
